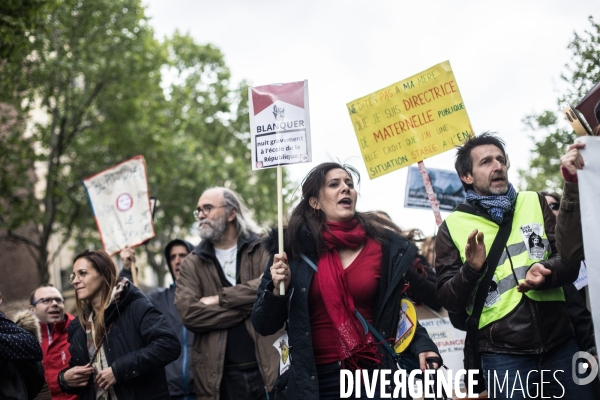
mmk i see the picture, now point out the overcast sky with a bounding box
[145,0,599,235]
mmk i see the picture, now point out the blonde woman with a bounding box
[58,250,180,399]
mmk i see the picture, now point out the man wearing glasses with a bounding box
[174,187,280,400]
[29,284,77,400]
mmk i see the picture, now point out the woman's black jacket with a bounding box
[60,283,180,400]
[251,229,439,399]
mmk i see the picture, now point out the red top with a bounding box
[308,237,382,364]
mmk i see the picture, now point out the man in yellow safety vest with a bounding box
[435,132,592,399]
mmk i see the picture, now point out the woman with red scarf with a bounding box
[252,162,440,399]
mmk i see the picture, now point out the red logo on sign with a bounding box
[116,193,134,211]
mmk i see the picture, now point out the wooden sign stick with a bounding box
[130,259,139,286]
[418,161,442,227]
[277,166,285,296]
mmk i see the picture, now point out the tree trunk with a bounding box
[37,245,50,285]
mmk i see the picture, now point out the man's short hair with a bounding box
[29,283,57,305]
[455,132,506,190]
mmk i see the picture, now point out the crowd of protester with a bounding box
[0,133,595,400]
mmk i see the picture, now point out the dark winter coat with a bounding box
[174,232,282,400]
[556,181,584,263]
[60,283,180,400]
[251,228,439,399]
[0,310,45,400]
[147,237,196,397]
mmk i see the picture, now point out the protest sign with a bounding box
[420,317,467,390]
[249,81,312,170]
[574,261,588,291]
[248,81,313,295]
[347,61,473,179]
[83,155,155,255]
[575,136,600,350]
[405,166,465,211]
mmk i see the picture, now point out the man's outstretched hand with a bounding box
[517,263,551,292]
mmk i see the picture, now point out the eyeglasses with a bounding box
[548,202,560,211]
[32,297,64,306]
[69,270,89,284]
[193,205,226,219]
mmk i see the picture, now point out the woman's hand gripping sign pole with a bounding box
[248,80,313,295]
[119,247,139,286]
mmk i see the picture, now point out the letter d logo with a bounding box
[572,351,599,385]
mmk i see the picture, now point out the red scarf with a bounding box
[316,219,381,369]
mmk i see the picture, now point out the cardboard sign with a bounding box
[576,136,600,351]
[249,81,312,170]
[83,156,155,254]
[404,166,465,211]
[347,61,473,179]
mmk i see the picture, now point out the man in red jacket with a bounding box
[29,284,77,400]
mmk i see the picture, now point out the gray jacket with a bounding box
[147,239,196,397]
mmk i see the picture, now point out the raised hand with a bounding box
[560,142,586,175]
[119,247,136,270]
[465,230,486,271]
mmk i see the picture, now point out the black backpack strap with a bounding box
[471,211,515,319]
[463,210,515,394]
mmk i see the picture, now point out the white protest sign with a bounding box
[249,80,312,170]
[575,136,600,350]
[419,317,466,390]
[83,155,155,254]
[574,261,588,291]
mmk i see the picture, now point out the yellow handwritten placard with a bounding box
[347,61,473,179]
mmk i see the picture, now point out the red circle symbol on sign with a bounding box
[116,193,134,211]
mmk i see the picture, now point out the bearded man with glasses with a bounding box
[175,187,282,400]
[29,284,78,400]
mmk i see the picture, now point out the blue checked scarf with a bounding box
[465,183,517,224]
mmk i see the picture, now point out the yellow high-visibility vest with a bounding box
[445,191,564,329]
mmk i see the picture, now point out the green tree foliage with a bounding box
[0,0,53,59]
[519,16,600,193]
[0,0,292,285]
